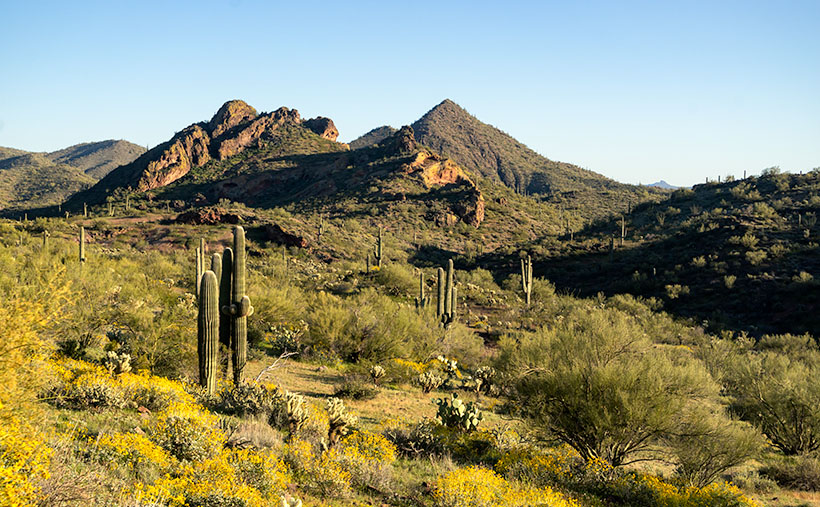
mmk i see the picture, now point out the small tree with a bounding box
[499,307,724,467]
[725,351,820,455]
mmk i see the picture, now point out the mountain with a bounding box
[0,140,145,210]
[48,140,146,179]
[0,151,95,210]
[68,100,343,205]
[649,180,678,190]
[349,126,397,150]
[409,99,666,219]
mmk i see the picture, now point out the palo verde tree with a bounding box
[497,306,740,468]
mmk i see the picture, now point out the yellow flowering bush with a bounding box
[602,473,761,507]
[340,430,396,465]
[148,402,226,462]
[334,430,397,490]
[283,440,352,498]
[433,466,577,507]
[133,449,289,507]
[0,418,53,506]
[95,432,173,472]
[496,444,580,484]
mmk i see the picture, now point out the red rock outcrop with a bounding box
[214,107,302,160]
[264,223,309,248]
[175,207,241,225]
[303,117,339,141]
[138,125,211,191]
[453,188,485,227]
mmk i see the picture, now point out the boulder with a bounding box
[264,223,309,248]
[175,207,241,225]
[303,117,339,141]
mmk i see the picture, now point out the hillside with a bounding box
[48,139,146,179]
[0,151,95,210]
[409,100,666,220]
[0,141,145,210]
[501,170,820,337]
[349,125,397,150]
[66,100,343,207]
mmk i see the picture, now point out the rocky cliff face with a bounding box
[132,100,341,191]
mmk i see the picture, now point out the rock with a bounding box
[303,117,339,141]
[264,223,309,248]
[209,100,258,138]
[214,107,302,160]
[435,212,460,227]
[453,188,485,227]
[137,125,211,191]
[382,125,417,154]
[175,207,241,225]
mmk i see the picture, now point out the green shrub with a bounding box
[761,455,820,491]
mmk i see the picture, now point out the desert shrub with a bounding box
[334,376,378,400]
[375,262,417,296]
[148,402,226,461]
[213,381,279,417]
[755,333,817,356]
[725,351,820,454]
[498,306,726,467]
[793,271,814,283]
[133,448,290,506]
[665,284,690,299]
[93,431,172,480]
[668,411,761,487]
[724,275,737,289]
[0,418,53,505]
[760,455,820,491]
[433,466,577,507]
[333,430,397,491]
[283,439,352,498]
[745,250,767,265]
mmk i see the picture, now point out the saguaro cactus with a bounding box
[373,227,383,268]
[441,260,457,325]
[83,202,88,218]
[79,226,86,264]
[436,267,445,318]
[224,226,253,385]
[317,215,325,244]
[195,242,204,296]
[42,230,49,250]
[219,248,233,378]
[521,254,532,307]
[415,271,429,309]
[198,270,219,394]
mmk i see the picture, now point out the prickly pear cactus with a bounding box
[435,393,483,432]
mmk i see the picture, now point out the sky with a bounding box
[1,1,818,187]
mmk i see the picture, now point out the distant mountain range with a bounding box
[0,140,145,210]
[648,180,679,190]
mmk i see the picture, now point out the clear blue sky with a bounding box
[1,1,818,186]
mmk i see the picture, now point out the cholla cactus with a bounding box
[326,397,357,446]
[282,391,309,438]
[103,351,132,376]
[369,365,386,385]
[279,495,302,507]
[473,366,496,394]
[435,393,483,432]
[436,355,459,379]
[416,371,444,393]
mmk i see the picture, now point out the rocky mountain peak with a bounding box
[209,100,258,138]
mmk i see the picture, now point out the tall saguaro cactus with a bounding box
[198,270,219,395]
[441,259,457,325]
[436,267,445,319]
[195,243,204,297]
[79,226,86,264]
[415,271,429,309]
[373,227,383,268]
[521,254,532,307]
[219,248,233,378]
[225,226,253,385]
[83,202,88,218]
